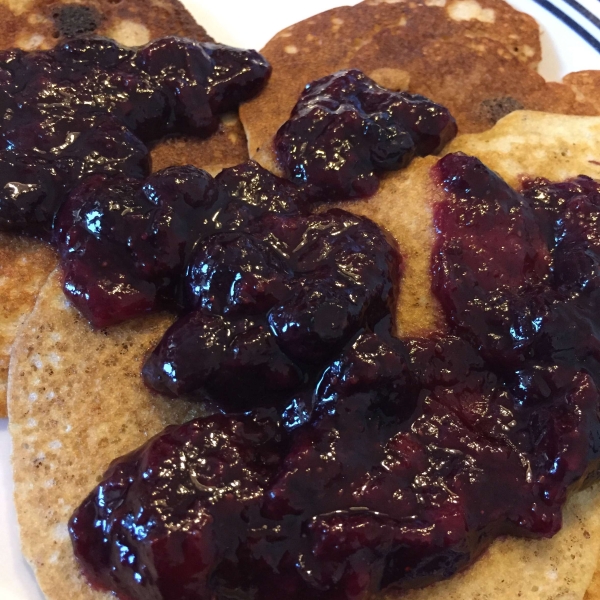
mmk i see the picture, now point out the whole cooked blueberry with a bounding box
[186,232,295,315]
[52,5,101,39]
[275,69,457,200]
[62,243,156,329]
[141,311,233,397]
[267,210,400,363]
[135,37,215,135]
[268,284,362,363]
[142,310,302,407]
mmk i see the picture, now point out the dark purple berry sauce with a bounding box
[431,152,552,367]
[141,177,400,408]
[274,69,457,200]
[0,36,270,236]
[53,161,314,328]
[69,153,600,600]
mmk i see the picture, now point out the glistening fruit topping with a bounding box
[0,36,271,236]
[275,69,457,200]
[70,155,600,599]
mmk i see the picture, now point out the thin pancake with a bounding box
[0,236,57,419]
[10,111,600,600]
[9,270,207,600]
[239,0,596,176]
[0,0,208,51]
[348,34,595,134]
[0,0,250,417]
[444,110,600,187]
[564,70,600,113]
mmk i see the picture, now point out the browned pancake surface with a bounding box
[0,0,211,50]
[349,34,594,133]
[239,0,597,175]
[0,236,57,418]
[9,270,207,600]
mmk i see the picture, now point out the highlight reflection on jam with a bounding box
[275,69,457,200]
[70,154,600,600]
[54,161,311,328]
[0,36,271,236]
[143,207,401,409]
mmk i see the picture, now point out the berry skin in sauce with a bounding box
[0,36,271,236]
[275,69,457,200]
[69,154,600,600]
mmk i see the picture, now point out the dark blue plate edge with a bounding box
[532,0,600,54]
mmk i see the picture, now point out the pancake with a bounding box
[238,0,597,176]
[562,70,600,113]
[9,271,207,600]
[0,0,250,417]
[10,110,600,600]
[0,238,58,420]
[0,0,207,51]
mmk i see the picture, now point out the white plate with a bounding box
[1,0,600,598]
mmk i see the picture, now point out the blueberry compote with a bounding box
[69,153,600,600]
[275,69,457,200]
[431,153,552,367]
[53,161,304,327]
[140,168,400,408]
[55,160,399,346]
[0,36,270,235]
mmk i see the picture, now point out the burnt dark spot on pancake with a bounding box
[480,96,525,124]
[51,4,102,39]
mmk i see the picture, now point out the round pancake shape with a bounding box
[10,111,600,600]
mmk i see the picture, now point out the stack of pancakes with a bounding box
[4,1,600,599]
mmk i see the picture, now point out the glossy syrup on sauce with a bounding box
[68,153,600,600]
[275,69,457,200]
[0,36,271,237]
[3,36,596,599]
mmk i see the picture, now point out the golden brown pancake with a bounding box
[0,0,250,417]
[0,0,209,51]
[9,271,207,600]
[0,236,58,419]
[10,111,600,600]
[348,34,595,133]
[564,70,600,113]
[7,1,600,598]
[238,0,598,176]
